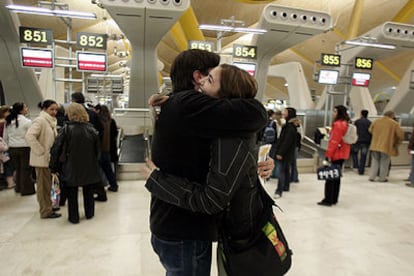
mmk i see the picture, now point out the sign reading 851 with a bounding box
[76,32,107,50]
[19,26,53,45]
[233,44,257,60]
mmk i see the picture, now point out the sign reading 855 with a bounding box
[76,32,107,50]
[321,53,341,67]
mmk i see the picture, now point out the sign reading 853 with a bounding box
[188,40,215,52]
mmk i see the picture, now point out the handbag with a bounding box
[317,163,342,180]
[51,174,61,209]
[220,183,292,276]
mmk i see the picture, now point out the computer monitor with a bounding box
[20,47,54,68]
[76,51,107,72]
[318,69,339,85]
[232,62,256,76]
[351,72,371,87]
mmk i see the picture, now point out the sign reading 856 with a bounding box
[233,44,257,60]
[76,32,107,50]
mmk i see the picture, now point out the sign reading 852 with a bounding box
[233,44,257,60]
[76,32,107,50]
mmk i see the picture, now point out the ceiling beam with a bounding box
[346,0,365,39]
[392,0,414,23]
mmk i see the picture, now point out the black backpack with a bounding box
[263,121,276,144]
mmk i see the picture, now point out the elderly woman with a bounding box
[50,103,101,224]
[26,100,61,219]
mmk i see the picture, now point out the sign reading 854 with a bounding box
[233,44,257,60]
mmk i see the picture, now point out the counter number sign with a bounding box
[321,53,341,67]
[19,27,53,45]
[188,40,215,52]
[76,32,107,50]
[233,44,257,60]
[355,57,373,70]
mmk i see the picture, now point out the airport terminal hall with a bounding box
[1,0,414,275]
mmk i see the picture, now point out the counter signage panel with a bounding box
[351,72,371,87]
[76,32,107,50]
[321,53,341,67]
[19,26,53,45]
[20,47,54,68]
[76,51,107,72]
[188,40,215,52]
[233,62,256,76]
[318,69,339,85]
[354,57,373,70]
[233,44,257,60]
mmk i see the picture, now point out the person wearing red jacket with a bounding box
[318,105,351,206]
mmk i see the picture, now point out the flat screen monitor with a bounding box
[76,51,107,72]
[232,62,256,76]
[351,72,371,87]
[20,47,53,68]
[318,69,339,85]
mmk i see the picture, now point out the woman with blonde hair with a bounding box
[26,100,61,219]
[50,102,101,224]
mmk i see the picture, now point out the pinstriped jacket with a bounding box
[146,135,264,240]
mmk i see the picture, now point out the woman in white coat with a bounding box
[25,100,61,219]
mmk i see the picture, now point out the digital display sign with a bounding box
[20,47,53,68]
[232,62,256,76]
[351,72,371,87]
[76,51,107,72]
[233,44,257,60]
[188,40,215,52]
[318,69,339,85]
[76,32,107,50]
[321,53,341,67]
[354,57,373,70]
[19,26,53,45]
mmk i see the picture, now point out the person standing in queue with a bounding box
[5,102,34,195]
[49,103,101,224]
[351,109,371,175]
[25,100,61,219]
[274,107,298,198]
[147,49,271,276]
[317,105,351,207]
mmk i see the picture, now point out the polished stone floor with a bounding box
[0,166,413,276]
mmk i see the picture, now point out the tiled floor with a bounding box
[0,166,413,275]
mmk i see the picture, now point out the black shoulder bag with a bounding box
[220,182,293,276]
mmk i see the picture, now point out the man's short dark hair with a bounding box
[361,109,369,118]
[71,92,85,104]
[170,49,220,93]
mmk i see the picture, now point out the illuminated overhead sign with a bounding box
[233,44,257,60]
[76,32,107,50]
[20,47,53,68]
[188,40,215,52]
[351,72,371,87]
[19,26,53,45]
[318,69,339,85]
[321,53,341,67]
[354,57,373,70]
[233,62,256,76]
[76,51,107,72]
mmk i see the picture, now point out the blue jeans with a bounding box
[100,152,117,189]
[351,143,369,175]
[151,235,212,276]
[276,161,290,194]
[290,147,299,182]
